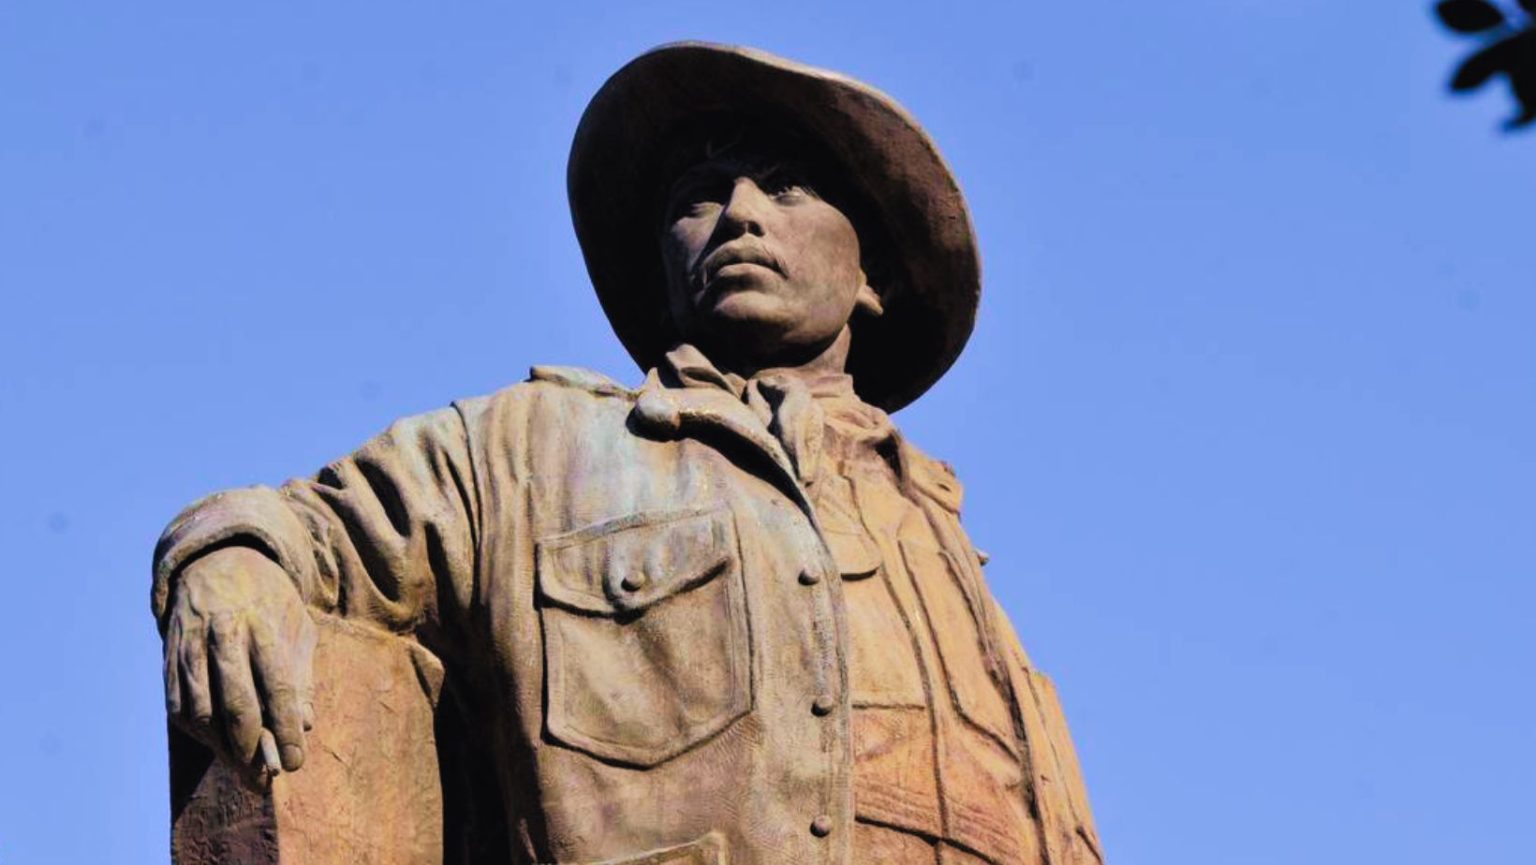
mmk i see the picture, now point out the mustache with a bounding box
[696,241,785,285]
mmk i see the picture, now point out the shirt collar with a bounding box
[636,343,962,512]
[661,343,857,402]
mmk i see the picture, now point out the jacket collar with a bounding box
[629,344,963,515]
[632,365,811,513]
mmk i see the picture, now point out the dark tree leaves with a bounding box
[1452,36,1518,90]
[1436,3,1536,130]
[1506,33,1536,126]
[1437,0,1509,32]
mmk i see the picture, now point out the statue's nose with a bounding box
[718,177,769,237]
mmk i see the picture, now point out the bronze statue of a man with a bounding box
[153,43,1104,865]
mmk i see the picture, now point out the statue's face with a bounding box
[659,148,877,368]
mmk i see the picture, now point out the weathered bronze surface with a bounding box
[153,42,1104,865]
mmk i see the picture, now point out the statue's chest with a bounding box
[816,466,1035,863]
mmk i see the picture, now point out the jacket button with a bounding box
[811,694,836,716]
[798,570,822,586]
[810,815,833,837]
[620,573,647,592]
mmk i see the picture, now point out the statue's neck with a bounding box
[708,326,852,384]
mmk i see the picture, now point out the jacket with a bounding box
[152,364,1103,865]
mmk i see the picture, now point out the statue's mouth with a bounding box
[700,242,783,286]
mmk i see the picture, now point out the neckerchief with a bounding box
[660,344,896,486]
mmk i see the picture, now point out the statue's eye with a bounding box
[770,184,809,203]
[764,176,819,204]
[758,166,816,203]
[667,183,725,221]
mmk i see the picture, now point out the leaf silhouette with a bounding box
[1506,35,1536,126]
[1436,0,1508,32]
[1452,36,1518,89]
[1434,1,1536,130]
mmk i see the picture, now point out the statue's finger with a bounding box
[293,614,318,733]
[250,620,306,772]
[163,620,183,718]
[177,628,214,732]
[208,616,263,765]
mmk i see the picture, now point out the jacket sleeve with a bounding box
[151,406,480,638]
[991,599,1106,865]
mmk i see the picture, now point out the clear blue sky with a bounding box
[1,2,1531,862]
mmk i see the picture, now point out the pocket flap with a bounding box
[536,509,736,616]
[825,528,882,579]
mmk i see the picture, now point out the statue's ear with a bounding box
[855,272,885,318]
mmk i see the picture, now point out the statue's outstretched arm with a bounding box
[150,406,480,787]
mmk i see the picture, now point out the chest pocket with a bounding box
[535,508,752,768]
[900,537,1020,757]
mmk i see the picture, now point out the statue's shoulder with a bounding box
[525,364,637,398]
[451,365,637,427]
[899,437,965,513]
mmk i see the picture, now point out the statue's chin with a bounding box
[706,287,792,325]
[685,284,849,370]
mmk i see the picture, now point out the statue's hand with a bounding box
[163,546,317,790]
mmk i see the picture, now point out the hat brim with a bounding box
[567,42,980,412]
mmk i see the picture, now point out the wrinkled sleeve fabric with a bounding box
[151,407,480,638]
[990,599,1106,865]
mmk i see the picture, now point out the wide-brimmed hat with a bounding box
[567,42,980,412]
